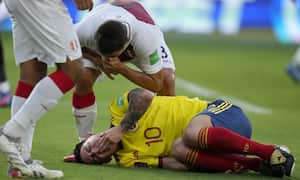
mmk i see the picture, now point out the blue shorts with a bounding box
[198,99,252,138]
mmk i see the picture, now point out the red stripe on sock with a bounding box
[14,81,34,98]
[206,127,275,160]
[49,70,75,94]
[72,92,95,109]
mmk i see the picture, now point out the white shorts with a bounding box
[83,58,104,83]
[4,0,82,66]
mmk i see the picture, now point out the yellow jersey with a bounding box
[109,92,208,168]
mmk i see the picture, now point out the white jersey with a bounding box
[76,1,175,74]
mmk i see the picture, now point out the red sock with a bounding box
[186,149,262,172]
[49,70,75,94]
[15,81,34,98]
[72,92,95,109]
[221,153,262,172]
[198,127,275,160]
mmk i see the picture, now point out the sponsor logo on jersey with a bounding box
[149,50,159,65]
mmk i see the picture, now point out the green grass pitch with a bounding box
[0,30,299,180]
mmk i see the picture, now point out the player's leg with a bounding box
[0,0,80,178]
[182,100,295,176]
[172,138,263,174]
[72,61,102,141]
[0,36,12,107]
[286,47,300,83]
[13,60,47,163]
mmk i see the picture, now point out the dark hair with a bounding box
[73,140,86,163]
[95,20,130,56]
[73,139,113,165]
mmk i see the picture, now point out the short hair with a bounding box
[95,20,130,56]
[73,140,86,163]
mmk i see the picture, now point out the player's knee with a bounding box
[182,124,196,146]
[171,138,186,161]
[75,75,94,93]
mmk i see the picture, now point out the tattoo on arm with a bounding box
[120,88,153,131]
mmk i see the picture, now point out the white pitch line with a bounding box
[176,78,272,114]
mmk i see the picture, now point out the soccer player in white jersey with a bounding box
[75,0,176,96]
[66,1,176,146]
[287,47,300,83]
[0,0,93,178]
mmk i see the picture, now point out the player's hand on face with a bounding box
[96,126,124,153]
[100,59,116,80]
[74,0,93,11]
[103,57,125,74]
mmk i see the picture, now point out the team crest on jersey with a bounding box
[128,123,138,132]
[133,150,139,159]
[70,39,78,51]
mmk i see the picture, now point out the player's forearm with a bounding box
[120,88,152,132]
[118,67,163,93]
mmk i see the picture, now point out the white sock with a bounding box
[11,96,26,116]
[73,103,97,141]
[292,47,300,66]
[3,77,63,138]
[11,95,34,161]
[0,81,10,93]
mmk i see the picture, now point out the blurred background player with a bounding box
[286,47,300,83]
[0,0,11,107]
[286,0,300,83]
[0,0,93,178]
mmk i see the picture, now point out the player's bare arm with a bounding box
[81,47,114,80]
[104,57,173,95]
[95,88,154,152]
[120,88,153,131]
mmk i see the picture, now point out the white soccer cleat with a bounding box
[28,160,64,179]
[0,134,33,177]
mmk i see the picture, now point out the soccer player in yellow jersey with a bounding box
[72,88,295,177]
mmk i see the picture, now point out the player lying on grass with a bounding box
[70,88,295,177]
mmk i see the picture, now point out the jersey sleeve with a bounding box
[109,91,130,126]
[133,47,163,74]
[132,23,164,74]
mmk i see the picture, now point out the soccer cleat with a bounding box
[260,161,285,177]
[286,63,300,83]
[0,91,12,107]
[276,147,295,177]
[27,160,64,179]
[270,146,296,177]
[0,133,33,177]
